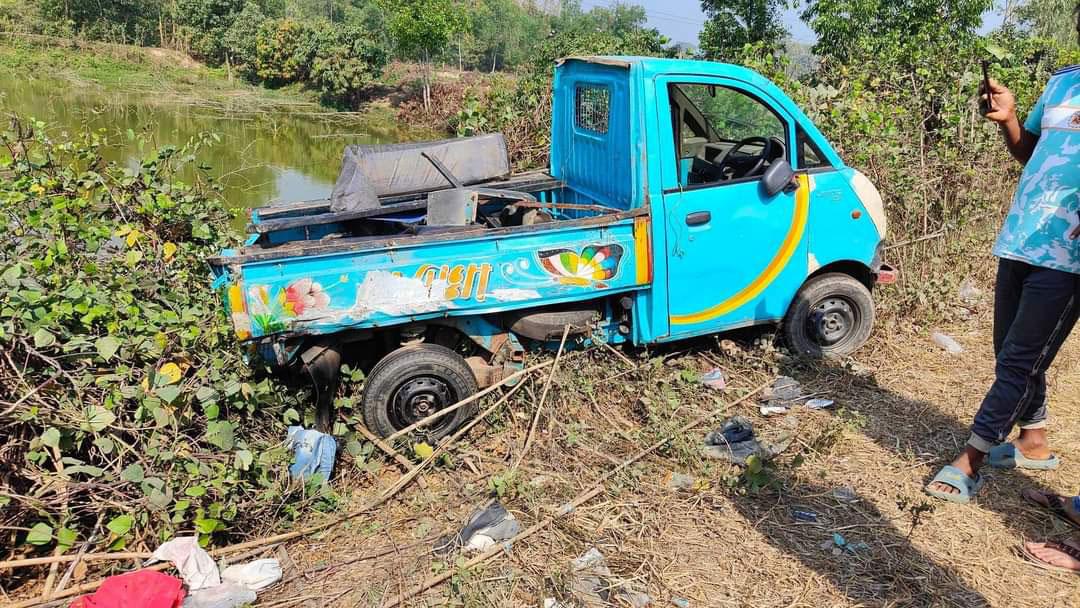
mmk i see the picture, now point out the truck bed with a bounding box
[209,171,652,341]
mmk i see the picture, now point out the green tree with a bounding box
[38,0,164,44]
[386,0,469,109]
[175,0,246,63]
[802,0,991,61]
[698,0,789,60]
[309,24,389,107]
[465,0,546,71]
[1017,0,1080,49]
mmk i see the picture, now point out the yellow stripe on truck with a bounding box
[633,216,652,284]
[670,174,810,325]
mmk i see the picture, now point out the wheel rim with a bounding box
[806,296,858,348]
[389,375,457,435]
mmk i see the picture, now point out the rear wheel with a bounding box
[361,343,479,440]
[784,273,874,358]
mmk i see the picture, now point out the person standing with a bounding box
[925,21,1080,503]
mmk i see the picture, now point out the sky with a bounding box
[578,0,1008,46]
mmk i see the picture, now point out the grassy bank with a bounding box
[0,34,342,111]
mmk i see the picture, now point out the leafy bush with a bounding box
[252,18,315,86]
[247,18,387,104]
[309,26,389,107]
[0,120,352,554]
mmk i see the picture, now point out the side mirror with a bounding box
[761,159,798,197]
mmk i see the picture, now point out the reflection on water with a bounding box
[0,76,426,223]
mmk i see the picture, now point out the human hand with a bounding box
[1070,223,1080,240]
[979,78,1017,124]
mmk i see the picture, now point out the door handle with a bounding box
[685,211,711,226]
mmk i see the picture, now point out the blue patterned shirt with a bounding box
[992,65,1080,275]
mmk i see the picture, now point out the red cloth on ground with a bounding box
[70,570,185,608]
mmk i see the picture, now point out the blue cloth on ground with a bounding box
[286,426,336,482]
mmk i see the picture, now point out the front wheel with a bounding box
[361,343,479,440]
[783,273,875,358]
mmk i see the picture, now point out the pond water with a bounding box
[0,76,426,224]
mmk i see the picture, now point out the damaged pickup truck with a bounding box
[208,56,894,439]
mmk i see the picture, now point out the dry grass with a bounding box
[7,302,1076,607]
[249,306,1080,608]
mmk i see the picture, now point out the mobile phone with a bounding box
[980,60,993,115]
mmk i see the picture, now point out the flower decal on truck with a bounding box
[246,279,333,336]
[537,244,624,288]
[283,278,330,316]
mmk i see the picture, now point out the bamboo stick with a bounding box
[513,325,570,470]
[355,423,428,490]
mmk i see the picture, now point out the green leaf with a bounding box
[56,527,78,551]
[64,465,104,477]
[1,264,21,287]
[26,522,53,545]
[206,420,235,450]
[745,454,763,475]
[191,222,211,240]
[156,385,182,405]
[203,403,220,420]
[194,518,221,534]
[33,328,56,348]
[94,436,115,454]
[95,336,121,361]
[41,427,60,449]
[121,463,145,482]
[106,514,134,537]
[234,449,253,471]
[149,489,171,509]
[185,485,207,497]
[82,406,116,432]
[985,43,1009,61]
[345,439,364,458]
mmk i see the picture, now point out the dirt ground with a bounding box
[254,307,1080,608]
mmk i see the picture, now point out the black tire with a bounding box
[784,273,874,359]
[361,343,479,440]
[503,305,600,341]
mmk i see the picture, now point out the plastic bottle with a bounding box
[931,332,963,354]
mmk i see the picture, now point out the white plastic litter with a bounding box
[931,332,963,354]
[221,559,282,591]
[181,582,256,608]
[759,405,789,417]
[434,501,521,555]
[805,398,835,410]
[958,280,982,304]
[148,536,220,590]
[571,548,652,607]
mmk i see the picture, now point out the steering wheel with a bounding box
[712,136,773,179]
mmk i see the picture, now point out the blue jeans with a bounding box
[968,259,1080,452]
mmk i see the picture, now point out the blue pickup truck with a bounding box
[209,56,893,438]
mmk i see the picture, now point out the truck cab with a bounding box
[552,56,888,346]
[209,56,892,439]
